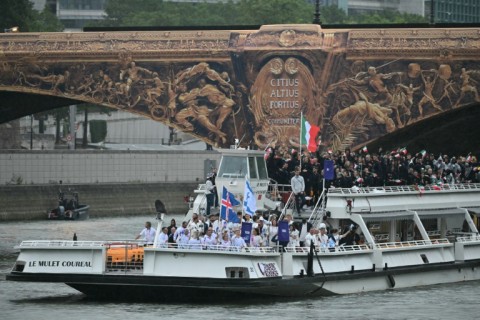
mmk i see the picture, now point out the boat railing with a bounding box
[308,189,326,227]
[278,191,295,221]
[152,243,277,253]
[374,239,450,249]
[284,244,370,254]
[456,235,480,243]
[267,180,291,203]
[327,183,480,195]
[18,240,105,248]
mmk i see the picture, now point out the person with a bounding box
[168,226,177,247]
[135,221,156,246]
[328,228,340,250]
[205,174,215,216]
[251,228,264,248]
[157,227,169,248]
[304,228,318,249]
[167,218,177,236]
[268,218,279,246]
[287,224,300,248]
[187,214,203,235]
[188,231,202,250]
[297,218,313,247]
[231,228,246,250]
[339,224,361,246]
[291,167,306,215]
[177,228,190,249]
[202,227,218,250]
[317,223,329,250]
[219,232,231,250]
[174,221,188,242]
[211,168,219,208]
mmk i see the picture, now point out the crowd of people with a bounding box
[135,212,363,252]
[134,145,480,251]
[266,145,480,203]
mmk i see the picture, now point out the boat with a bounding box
[6,148,480,302]
[47,190,90,220]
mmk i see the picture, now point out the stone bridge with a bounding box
[1,24,480,152]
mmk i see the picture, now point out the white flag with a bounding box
[243,180,257,216]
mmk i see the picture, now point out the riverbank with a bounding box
[0,182,197,221]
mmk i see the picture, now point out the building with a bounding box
[319,0,480,23]
[434,0,480,23]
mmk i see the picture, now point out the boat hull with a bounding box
[7,259,480,301]
[48,205,90,220]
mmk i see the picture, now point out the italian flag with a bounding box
[301,114,320,152]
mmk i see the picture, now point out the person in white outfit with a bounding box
[135,221,156,246]
[157,227,169,248]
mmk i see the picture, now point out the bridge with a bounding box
[1,24,479,152]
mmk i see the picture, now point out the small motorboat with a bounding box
[48,190,89,220]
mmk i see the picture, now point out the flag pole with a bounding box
[299,112,303,172]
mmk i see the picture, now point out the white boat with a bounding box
[6,149,480,301]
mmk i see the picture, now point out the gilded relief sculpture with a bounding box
[1,26,480,151]
[323,60,480,152]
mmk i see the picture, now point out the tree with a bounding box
[319,5,348,24]
[349,10,427,25]
[0,0,63,32]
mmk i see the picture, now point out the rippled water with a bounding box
[1,215,479,320]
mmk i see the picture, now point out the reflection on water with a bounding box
[1,215,480,320]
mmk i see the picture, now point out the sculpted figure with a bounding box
[455,68,480,107]
[28,70,70,92]
[120,61,153,83]
[417,72,442,117]
[174,62,234,92]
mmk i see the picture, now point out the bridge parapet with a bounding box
[1,25,480,151]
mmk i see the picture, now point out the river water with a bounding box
[1,214,479,320]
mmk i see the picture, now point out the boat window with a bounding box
[248,157,258,179]
[256,156,268,179]
[218,156,247,178]
[225,267,250,278]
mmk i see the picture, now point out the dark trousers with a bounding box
[206,193,214,216]
[294,193,306,213]
[213,187,219,208]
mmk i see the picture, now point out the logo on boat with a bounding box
[257,262,279,277]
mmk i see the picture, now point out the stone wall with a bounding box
[0,150,221,185]
[0,182,197,221]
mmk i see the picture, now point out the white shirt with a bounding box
[290,229,300,247]
[202,233,218,249]
[304,232,318,248]
[157,232,168,247]
[139,227,156,245]
[231,235,246,248]
[188,238,202,250]
[291,174,305,194]
[299,223,308,242]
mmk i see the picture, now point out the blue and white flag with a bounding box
[241,222,252,244]
[243,179,257,216]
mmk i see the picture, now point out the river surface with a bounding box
[1,214,479,320]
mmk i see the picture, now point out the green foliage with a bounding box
[0,0,64,32]
[89,120,107,143]
[320,5,348,24]
[95,0,314,27]
[92,0,428,28]
[350,10,428,24]
[0,0,36,32]
[30,8,65,32]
